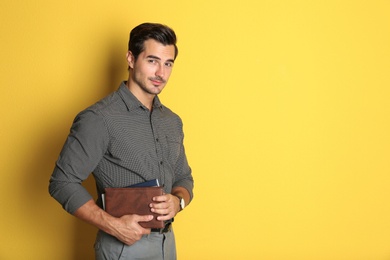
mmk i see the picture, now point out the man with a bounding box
[49,23,194,259]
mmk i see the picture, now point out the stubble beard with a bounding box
[134,74,166,96]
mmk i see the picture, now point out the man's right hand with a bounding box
[110,214,154,245]
[73,199,153,246]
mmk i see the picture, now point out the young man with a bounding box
[49,23,194,259]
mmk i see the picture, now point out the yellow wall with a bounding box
[1,0,389,259]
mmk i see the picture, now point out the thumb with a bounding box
[135,214,154,223]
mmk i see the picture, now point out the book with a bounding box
[101,179,160,210]
[104,186,164,228]
[127,179,160,188]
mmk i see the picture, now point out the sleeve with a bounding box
[172,119,194,202]
[48,109,109,214]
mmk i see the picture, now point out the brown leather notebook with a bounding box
[104,187,164,228]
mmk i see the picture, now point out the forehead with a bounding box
[142,39,175,60]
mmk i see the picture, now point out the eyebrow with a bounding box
[147,55,175,63]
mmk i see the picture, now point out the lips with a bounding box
[149,77,165,86]
[151,80,163,85]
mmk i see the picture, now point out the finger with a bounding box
[150,201,168,209]
[152,194,168,202]
[157,213,175,221]
[134,214,154,223]
[143,228,152,235]
[151,206,169,215]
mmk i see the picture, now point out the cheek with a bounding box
[134,66,149,78]
[141,65,155,76]
[165,69,173,78]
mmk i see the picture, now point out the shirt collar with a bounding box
[118,81,164,112]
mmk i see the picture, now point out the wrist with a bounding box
[173,194,185,212]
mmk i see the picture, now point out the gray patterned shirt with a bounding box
[49,82,194,214]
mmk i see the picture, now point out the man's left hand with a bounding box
[150,194,180,221]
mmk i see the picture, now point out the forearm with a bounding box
[171,186,191,208]
[73,199,119,236]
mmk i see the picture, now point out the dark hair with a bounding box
[128,23,178,61]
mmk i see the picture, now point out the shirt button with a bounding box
[160,161,163,165]
[156,138,159,142]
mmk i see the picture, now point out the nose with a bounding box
[155,64,164,78]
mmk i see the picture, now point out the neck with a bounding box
[126,80,155,111]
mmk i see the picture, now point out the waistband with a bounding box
[151,219,173,233]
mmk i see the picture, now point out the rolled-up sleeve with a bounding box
[49,110,109,214]
[172,130,194,202]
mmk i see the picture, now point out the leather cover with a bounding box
[104,187,164,228]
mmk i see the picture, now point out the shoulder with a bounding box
[71,91,124,134]
[77,90,126,120]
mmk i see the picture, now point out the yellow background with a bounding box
[1,0,389,259]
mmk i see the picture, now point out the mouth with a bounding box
[149,77,166,86]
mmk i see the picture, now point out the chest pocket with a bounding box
[164,135,182,165]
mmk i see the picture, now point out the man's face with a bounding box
[128,39,175,96]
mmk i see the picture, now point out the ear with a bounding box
[126,51,135,69]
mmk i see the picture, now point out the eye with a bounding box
[148,59,157,64]
[165,62,173,67]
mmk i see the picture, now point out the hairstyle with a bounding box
[128,23,178,61]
